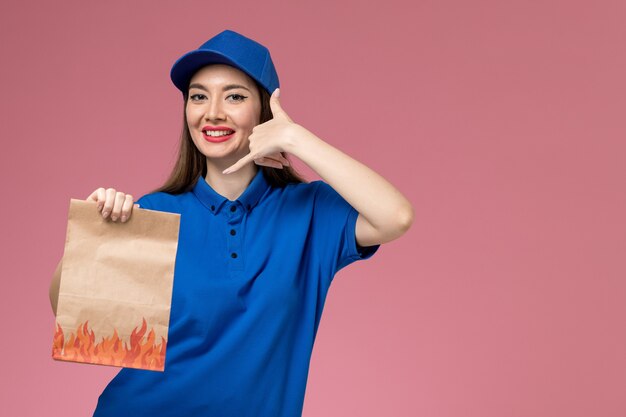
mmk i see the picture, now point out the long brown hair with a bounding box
[149,78,307,195]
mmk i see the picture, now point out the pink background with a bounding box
[1,0,625,416]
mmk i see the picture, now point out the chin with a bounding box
[202,147,243,161]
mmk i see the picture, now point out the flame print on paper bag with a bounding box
[52,317,167,371]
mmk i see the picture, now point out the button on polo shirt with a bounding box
[93,169,380,417]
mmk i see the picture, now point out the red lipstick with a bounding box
[202,125,235,143]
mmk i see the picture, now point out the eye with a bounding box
[189,93,206,101]
[227,93,247,102]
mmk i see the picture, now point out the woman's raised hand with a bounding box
[86,188,137,223]
[223,88,300,175]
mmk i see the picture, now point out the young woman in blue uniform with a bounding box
[50,29,414,417]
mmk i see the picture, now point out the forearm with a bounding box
[284,126,414,231]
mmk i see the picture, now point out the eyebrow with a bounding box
[188,83,252,93]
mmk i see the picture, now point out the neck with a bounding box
[204,160,258,202]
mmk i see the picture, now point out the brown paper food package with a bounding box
[52,199,180,372]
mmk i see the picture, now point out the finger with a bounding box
[223,153,256,174]
[254,159,283,169]
[262,155,289,167]
[87,188,106,210]
[111,192,126,221]
[254,157,284,169]
[96,188,107,211]
[86,188,99,202]
[269,88,283,117]
[120,194,134,223]
[102,188,117,218]
[269,88,292,122]
[272,152,291,166]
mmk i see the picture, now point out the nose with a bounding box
[204,98,226,121]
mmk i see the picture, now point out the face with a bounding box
[186,64,261,165]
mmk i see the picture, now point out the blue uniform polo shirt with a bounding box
[93,168,380,417]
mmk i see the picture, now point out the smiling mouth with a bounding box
[202,129,235,143]
[203,129,235,137]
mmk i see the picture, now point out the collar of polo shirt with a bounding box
[192,169,271,215]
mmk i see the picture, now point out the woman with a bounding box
[50,30,414,417]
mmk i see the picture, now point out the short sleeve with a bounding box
[133,194,152,210]
[311,181,380,274]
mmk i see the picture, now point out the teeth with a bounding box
[204,130,234,137]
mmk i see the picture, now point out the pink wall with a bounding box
[1,0,625,416]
